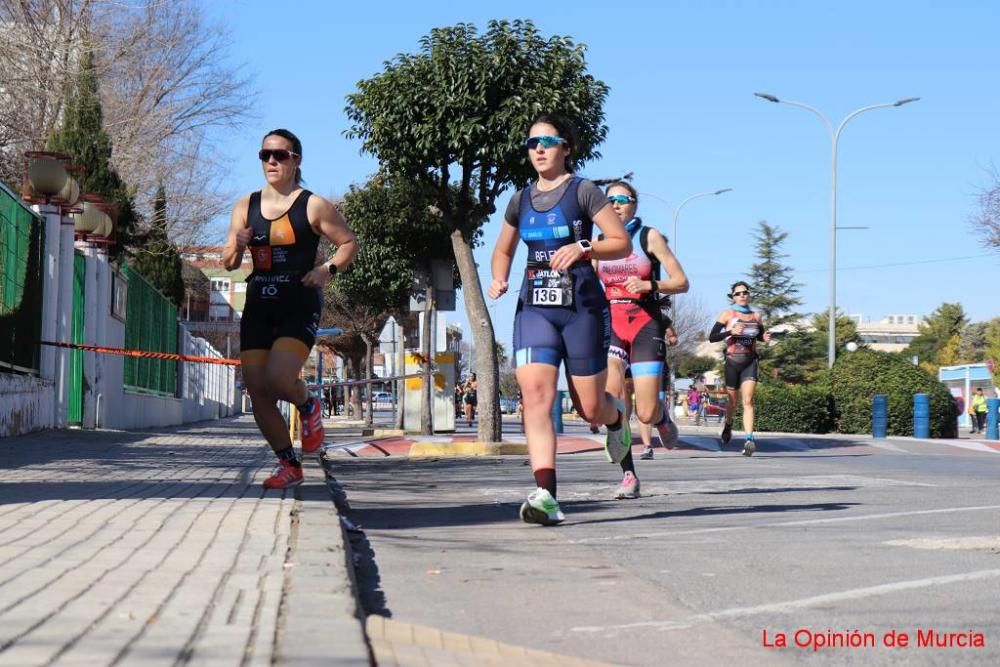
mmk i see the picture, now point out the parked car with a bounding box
[372,391,393,404]
[499,397,518,414]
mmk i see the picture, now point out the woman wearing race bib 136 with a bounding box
[223,128,357,490]
[596,181,688,499]
[708,281,771,456]
[489,113,633,526]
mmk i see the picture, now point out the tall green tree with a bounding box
[345,19,609,442]
[129,185,185,306]
[985,318,1000,387]
[47,50,138,257]
[902,302,968,373]
[958,322,989,363]
[768,312,861,384]
[746,221,801,327]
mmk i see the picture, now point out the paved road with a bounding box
[334,430,1000,666]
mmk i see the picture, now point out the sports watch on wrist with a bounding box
[576,239,593,259]
[327,262,338,276]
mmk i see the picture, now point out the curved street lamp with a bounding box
[754,92,919,367]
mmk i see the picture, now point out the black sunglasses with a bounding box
[732,290,750,297]
[258,149,299,162]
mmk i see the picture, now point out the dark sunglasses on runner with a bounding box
[525,135,565,150]
[607,194,636,204]
[732,290,750,297]
[258,149,299,162]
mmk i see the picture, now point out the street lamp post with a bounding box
[754,92,919,368]
[640,188,731,414]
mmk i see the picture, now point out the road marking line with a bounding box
[569,504,1000,543]
[571,568,1000,634]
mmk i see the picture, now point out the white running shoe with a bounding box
[604,398,632,463]
[613,471,641,499]
[519,488,565,525]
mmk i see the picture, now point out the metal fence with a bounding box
[0,183,43,373]
[122,264,178,396]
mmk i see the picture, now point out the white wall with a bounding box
[0,374,54,437]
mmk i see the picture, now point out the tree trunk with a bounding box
[362,334,374,427]
[349,354,364,419]
[450,229,500,443]
[420,283,434,435]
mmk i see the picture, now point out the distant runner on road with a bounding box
[708,281,770,456]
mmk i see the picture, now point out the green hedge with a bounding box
[731,384,834,434]
[828,349,957,438]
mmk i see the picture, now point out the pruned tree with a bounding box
[346,19,610,442]
[327,175,454,429]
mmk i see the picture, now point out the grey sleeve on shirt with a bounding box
[577,179,611,220]
[504,190,522,227]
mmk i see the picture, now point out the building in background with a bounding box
[179,246,249,359]
[851,314,922,353]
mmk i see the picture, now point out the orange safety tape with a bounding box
[39,340,241,366]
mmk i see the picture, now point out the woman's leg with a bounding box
[741,380,757,434]
[516,363,560,482]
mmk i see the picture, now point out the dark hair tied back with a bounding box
[529,113,577,171]
[263,128,303,184]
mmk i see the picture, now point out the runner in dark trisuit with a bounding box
[595,181,688,498]
[708,281,771,456]
[489,113,632,525]
[223,129,357,489]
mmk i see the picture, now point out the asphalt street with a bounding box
[333,424,1000,666]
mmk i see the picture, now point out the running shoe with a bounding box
[638,446,654,460]
[657,418,679,449]
[300,396,325,453]
[604,398,632,463]
[742,435,756,457]
[613,471,641,499]
[720,421,733,445]
[519,488,565,525]
[263,460,303,489]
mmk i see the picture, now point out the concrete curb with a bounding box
[408,441,528,457]
[360,428,406,437]
[280,461,372,666]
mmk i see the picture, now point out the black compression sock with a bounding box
[620,449,636,475]
[533,468,557,498]
[276,446,301,467]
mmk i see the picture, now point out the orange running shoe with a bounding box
[300,397,325,453]
[263,459,303,489]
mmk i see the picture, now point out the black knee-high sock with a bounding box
[533,468,557,498]
[619,449,636,475]
[276,446,301,467]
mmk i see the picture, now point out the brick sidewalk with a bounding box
[0,416,368,666]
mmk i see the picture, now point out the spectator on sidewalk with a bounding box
[970,387,988,434]
[223,128,357,490]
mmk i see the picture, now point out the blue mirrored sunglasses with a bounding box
[607,194,636,204]
[525,135,565,150]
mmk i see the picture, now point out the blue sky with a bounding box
[206,0,999,349]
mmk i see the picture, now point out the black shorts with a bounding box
[608,303,665,378]
[724,354,759,389]
[240,274,322,351]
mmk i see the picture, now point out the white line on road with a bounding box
[569,504,1000,544]
[571,568,1000,634]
